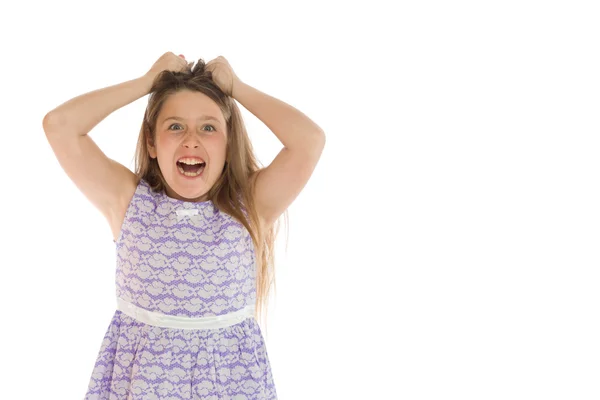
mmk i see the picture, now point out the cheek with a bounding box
[204,136,227,155]
[157,135,177,153]
[154,140,174,166]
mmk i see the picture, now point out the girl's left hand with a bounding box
[205,56,241,97]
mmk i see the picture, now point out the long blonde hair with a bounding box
[132,58,287,330]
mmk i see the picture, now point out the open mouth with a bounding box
[176,161,206,177]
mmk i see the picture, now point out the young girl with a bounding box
[43,51,325,399]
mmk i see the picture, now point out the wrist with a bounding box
[231,79,244,99]
[140,73,156,93]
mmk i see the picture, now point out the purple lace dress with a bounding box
[84,178,277,399]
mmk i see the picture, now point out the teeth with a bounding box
[178,164,204,177]
[178,158,205,165]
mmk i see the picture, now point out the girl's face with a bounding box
[148,90,227,202]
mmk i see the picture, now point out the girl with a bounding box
[43,51,325,399]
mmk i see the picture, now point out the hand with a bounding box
[144,51,193,82]
[205,56,241,97]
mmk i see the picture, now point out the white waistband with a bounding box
[116,297,255,330]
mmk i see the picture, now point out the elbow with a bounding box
[315,129,326,148]
[43,112,65,134]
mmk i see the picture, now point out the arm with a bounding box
[42,74,154,241]
[232,80,325,226]
[232,81,325,152]
[43,74,154,136]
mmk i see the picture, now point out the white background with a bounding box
[1,1,599,399]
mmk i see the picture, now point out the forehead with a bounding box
[159,90,224,123]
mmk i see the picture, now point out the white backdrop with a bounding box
[2,1,599,399]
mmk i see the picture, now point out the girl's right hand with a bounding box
[144,51,193,82]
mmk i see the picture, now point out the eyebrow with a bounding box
[162,116,222,125]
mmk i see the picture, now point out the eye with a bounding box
[168,123,216,132]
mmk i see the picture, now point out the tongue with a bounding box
[179,162,202,173]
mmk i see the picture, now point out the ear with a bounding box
[147,142,157,159]
[146,129,157,158]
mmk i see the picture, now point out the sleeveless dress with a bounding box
[84,178,277,400]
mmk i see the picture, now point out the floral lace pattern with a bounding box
[84,179,277,399]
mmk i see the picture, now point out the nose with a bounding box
[184,140,198,148]
[181,130,202,148]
